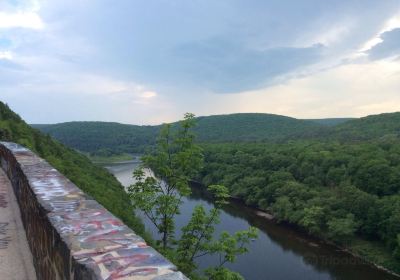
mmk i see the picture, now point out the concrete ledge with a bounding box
[0,142,186,280]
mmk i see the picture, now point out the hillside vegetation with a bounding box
[0,102,148,239]
[330,113,400,141]
[31,110,400,274]
[33,113,343,155]
[32,121,159,155]
[34,112,400,157]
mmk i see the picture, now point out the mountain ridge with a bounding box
[32,112,400,155]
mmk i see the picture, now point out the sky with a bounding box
[0,0,400,125]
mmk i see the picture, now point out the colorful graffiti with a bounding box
[0,142,187,280]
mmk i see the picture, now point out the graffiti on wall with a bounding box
[0,175,7,208]
[0,222,10,249]
[0,142,187,280]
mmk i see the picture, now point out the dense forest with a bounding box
[33,113,344,155]
[198,141,400,273]
[34,112,400,157]
[32,121,159,155]
[0,102,149,240]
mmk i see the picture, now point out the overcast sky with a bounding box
[1,0,400,124]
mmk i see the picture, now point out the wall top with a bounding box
[0,142,187,280]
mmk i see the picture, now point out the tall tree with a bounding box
[129,114,257,279]
[129,113,203,250]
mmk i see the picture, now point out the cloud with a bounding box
[186,60,400,119]
[0,11,44,29]
[170,39,325,93]
[367,28,400,60]
[1,0,400,124]
[0,51,13,60]
[34,0,399,94]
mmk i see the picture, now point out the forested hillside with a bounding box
[194,113,323,141]
[330,112,400,141]
[305,118,354,126]
[32,121,159,155]
[198,141,400,273]
[34,112,400,157]
[0,102,147,239]
[33,113,328,155]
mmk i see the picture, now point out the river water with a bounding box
[105,161,399,280]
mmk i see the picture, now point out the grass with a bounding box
[88,153,135,164]
[349,237,400,276]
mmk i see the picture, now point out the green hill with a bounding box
[331,112,400,141]
[194,113,323,142]
[305,118,354,126]
[0,102,147,238]
[33,112,400,157]
[33,113,325,155]
[32,121,159,155]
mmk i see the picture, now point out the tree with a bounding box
[300,206,324,235]
[394,234,400,260]
[129,114,257,278]
[175,185,257,277]
[129,113,203,250]
[327,214,359,243]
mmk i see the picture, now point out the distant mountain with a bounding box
[305,118,354,126]
[194,113,323,142]
[331,112,400,140]
[33,113,325,154]
[33,112,400,155]
[0,102,146,236]
[32,121,159,155]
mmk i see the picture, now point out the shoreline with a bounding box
[189,180,400,278]
[229,195,400,278]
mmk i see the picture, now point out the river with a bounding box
[105,160,399,280]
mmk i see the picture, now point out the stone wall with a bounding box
[0,142,186,280]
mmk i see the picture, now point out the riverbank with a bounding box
[189,178,400,277]
[191,180,400,277]
[228,195,400,278]
[107,161,400,280]
[88,153,136,164]
[98,157,400,277]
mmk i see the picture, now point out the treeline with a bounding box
[34,112,400,157]
[33,113,333,155]
[32,121,160,155]
[0,102,149,240]
[198,140,400,272]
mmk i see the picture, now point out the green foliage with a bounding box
[198,140,400,272]
[33,121,160,155]
[129,114,257,278]
[326,214,359,243]
[0,102,148,239]
[35,112,400,159]
[394,235,400,260]
[305,118,354,126]
[207,228,258,265]
[129,113,203,250]
[204,267,244,280]
[176,184,257,277]
[176,204,219,273]
[300,206,325,235]
[33,113,327,155]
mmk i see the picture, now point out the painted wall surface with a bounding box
[0,142,187,280]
